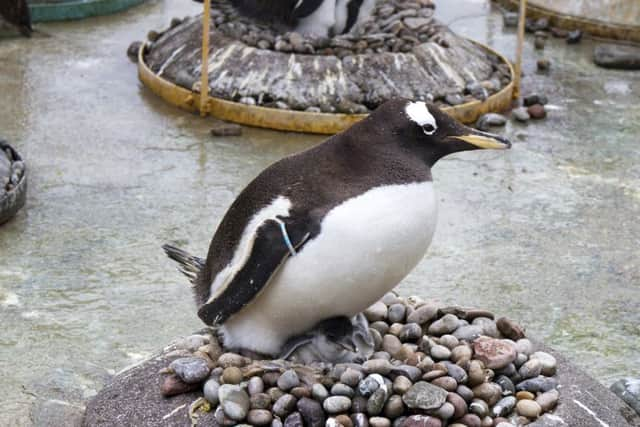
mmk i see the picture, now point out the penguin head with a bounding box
[370,98,511,166]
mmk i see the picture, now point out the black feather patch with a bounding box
[197,217,314,325]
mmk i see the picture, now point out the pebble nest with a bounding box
[159,293,560,427]
[0,141,26,222]
[142,0,511,114]
[0,142,24,196]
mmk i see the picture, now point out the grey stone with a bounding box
[476,113,507,131]
[611,378,640,415]
[594,44,640,70]
[503,12,518,28]
[429,344,451,360]
[273,394,297,418]
[519,358,543,379]
[435,401,455,419]
[452,325,483,342]
[370,416,392,427]
[399,323,422,342]
[341,368,364,388]
[428,314,460,336]
[248,376,265,395]
[444,93,464,106]
[168,357,210,384]
[323,396,352,414]
[402,381,447,410]
[515,376,558,393]
[278,370,300,391]
[247,409,273,425]
[511,107,531,122]
[219,384,250,421]
[312,383,329,401]
[364,359,393,376]
[390,365,422,382]
[365,302,389,322]
[367,387,388,416]
[331,383,355,398]
[530,351,557,376]
[407,304,438,325]
[492,396,517,417]
[284,412,304,427]
[495,375,515,395]
[359,375,382,397]
[535,389,560,413]
[203,378,220,405]
[442,361,468,384]
[387,304,406,324]
[297,397,325,427]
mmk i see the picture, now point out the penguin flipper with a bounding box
[197,217,312,325]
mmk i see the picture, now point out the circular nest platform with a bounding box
[0,141,27,225]
[497,0,640,43]
[28,0,145,23]
[138,0,514,134]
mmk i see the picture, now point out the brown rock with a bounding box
[447,392,468,419]
[431,376,457,391]
[473,337,517,370]
[222,366,243,384]
[496,317,526,340]
[527,104,547,120]
[210,121,243,137]
[472,382,502,406]
[160,374,199,397]
[459,413,482,427]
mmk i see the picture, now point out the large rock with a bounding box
[594,44,640,70]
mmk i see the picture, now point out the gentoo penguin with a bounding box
[279,314,374,364]
[194,0,375,36]
[164,98,510,356]
[0,0,32,37]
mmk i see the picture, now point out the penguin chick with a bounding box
[279,314,374,364]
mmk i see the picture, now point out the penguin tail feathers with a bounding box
[162,244,205,286]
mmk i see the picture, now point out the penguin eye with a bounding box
[422,123,436,135]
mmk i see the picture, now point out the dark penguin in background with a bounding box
[164,98,510,357]
[0,0,32,37]
[193,0,375,36]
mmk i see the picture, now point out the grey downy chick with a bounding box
[280,313,374,364]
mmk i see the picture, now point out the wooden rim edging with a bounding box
[29,0,146,23]
[138,40,514,134]
[496,0,640,43]
[0,143,27,225]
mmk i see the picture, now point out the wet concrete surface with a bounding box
[0,0,639,424]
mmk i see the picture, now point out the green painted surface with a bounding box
[29,0,146,22]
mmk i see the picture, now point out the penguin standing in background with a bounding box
[0,0,32,37]
[164,98,511,359]
[194,0,376,36]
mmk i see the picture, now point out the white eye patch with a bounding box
[405,101,437,135]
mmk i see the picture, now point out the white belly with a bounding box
[222,182,438,354]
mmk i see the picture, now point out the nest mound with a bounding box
[143,0,511,114]
[151,294,560,426]
[0,141,27,225]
